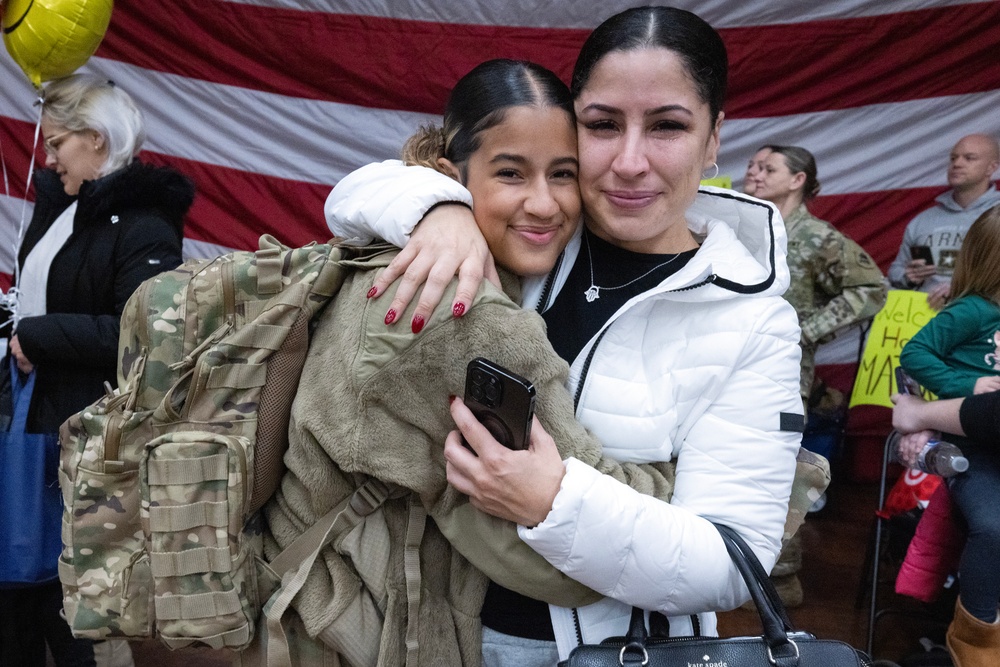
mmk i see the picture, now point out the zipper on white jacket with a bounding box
[572,608,584,646]
[534,251,565,315]
[573,327,609,410]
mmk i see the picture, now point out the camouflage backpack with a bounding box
[57,235,358,651]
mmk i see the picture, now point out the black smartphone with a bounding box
[910,245,934,265]
[463,358,536,451]
[895,366,921,396]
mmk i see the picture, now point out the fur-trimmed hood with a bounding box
[34,160,194,236]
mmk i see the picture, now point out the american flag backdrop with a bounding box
[1,0,999,394]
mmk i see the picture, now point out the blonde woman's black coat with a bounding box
[10,161,194,433]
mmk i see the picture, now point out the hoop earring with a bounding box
[702,162,719,180]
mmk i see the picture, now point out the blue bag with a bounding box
[0,357,62,586]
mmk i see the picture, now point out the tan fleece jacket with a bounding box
[263,244,675,666]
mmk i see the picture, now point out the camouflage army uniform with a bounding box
[784,204,887,404]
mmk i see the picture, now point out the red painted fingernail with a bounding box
[452,302,466,317]
[384,309,397,325]
[411,315,425,334]
[448,394,457,403]
[366,286,378,299]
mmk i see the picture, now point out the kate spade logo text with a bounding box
[688,657,727,667]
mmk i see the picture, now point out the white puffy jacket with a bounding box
[327,162,803,659]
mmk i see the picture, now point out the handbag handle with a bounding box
[714,524,800,663]
[622,524,800,665]
[7,356,35,434]
[715,524,793,630]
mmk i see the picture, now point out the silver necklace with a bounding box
[583,232,684,303]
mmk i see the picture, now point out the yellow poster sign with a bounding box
[700,175,733,190]
[849,290,937,408]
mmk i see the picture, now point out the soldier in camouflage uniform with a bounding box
[783,205,888,403]
[751,145,887,607]
[753,145,887,408]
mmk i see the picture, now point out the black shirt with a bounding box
[481,227,697,640]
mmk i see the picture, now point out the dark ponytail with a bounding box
[771,145,821,200]
[401,125,447,170]
[401,59,573,174]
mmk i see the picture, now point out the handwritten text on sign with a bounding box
[850,290,936,408]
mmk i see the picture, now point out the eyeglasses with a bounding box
[42,130,75,157]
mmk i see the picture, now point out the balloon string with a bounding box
[0,129,11,331]
[0,134,10,329]
[4,94,44,332]
[0,287,21,332]
[0,133,9,199]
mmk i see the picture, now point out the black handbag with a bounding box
[562,523,871,666]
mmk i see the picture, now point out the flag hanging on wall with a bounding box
[2,0,998,298]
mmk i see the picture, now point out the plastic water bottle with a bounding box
[889,431,969,478]
[916,439,969,478]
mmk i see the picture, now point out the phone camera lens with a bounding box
[484,377,501,405]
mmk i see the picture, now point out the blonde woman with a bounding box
[0,74,192,667]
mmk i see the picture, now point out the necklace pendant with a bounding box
[584,285,600,303]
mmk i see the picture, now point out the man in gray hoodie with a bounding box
[888,133,1000,309]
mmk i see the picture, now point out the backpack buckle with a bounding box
[350,479,391,516]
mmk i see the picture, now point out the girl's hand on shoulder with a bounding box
[9,334,33,374]
[444,398,563,527]
[370,204,499,333]
[973,376,1000,395]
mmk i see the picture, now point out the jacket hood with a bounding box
[35,160,195,234]
[934,185,1000,213]
[524,186,790,308]
[680,186,789,300]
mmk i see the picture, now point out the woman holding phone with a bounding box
[326,7,803,664]
[264,58,677,666]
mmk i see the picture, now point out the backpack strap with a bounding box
[402,495,427,667]
[254,241,284,295]
[263,478,396,666]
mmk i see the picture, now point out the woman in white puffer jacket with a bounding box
[327,7,803,664]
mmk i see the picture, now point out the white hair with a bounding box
[41,74,146,176]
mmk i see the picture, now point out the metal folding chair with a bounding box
[858,432,953,659]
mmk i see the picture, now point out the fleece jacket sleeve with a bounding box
[351,277,676,609]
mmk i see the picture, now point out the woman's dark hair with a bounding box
[771,145,821,200]
[571,7,728,123]
[402,59,574,171]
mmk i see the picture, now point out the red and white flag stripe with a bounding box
[1,0,998,374]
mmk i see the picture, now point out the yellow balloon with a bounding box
[2,0,114,87]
